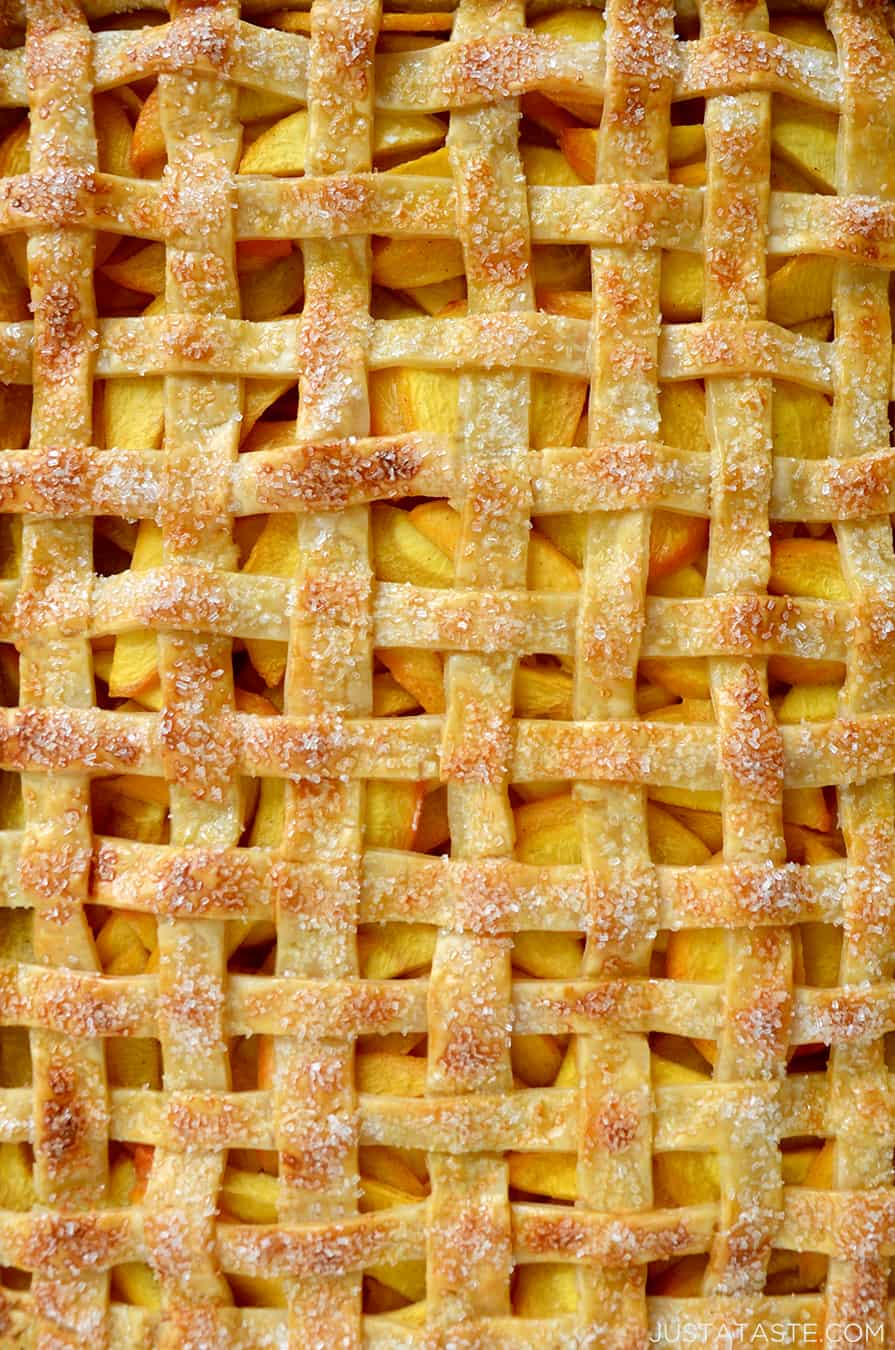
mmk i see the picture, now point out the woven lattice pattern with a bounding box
[0,0,894,1343]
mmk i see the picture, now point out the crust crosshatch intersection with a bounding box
[0,0,893,1342]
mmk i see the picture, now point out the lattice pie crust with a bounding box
[0,0,892,1344]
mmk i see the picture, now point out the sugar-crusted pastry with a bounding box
[0,0,893,1343]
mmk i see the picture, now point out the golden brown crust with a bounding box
[0,0,892,1340]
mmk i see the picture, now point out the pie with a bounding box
[0,0,892,1341]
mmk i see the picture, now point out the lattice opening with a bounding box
[772,73,839,198]
[0,1266,30,1292]
[232,660,285,716]
[765,1247,828,1295]
[646,510,708,598]
[92,778,170,846]
[110,1262,160,1308]
[0,517,22,581]
[358,1031,427,1096]
[97,238,165,320]
[787,1044,831,1076]
[92,638,163,713]
[649,786,719,865]
[0,1025,30,1089]
[512,1032,568,1091]
[661,248,702,324]
[770,656,844,726]
[512,928,583,980]
[638,655,712,718]
[363,1269,426,1319]
[783,786,843,865]
[374,650,443,718]
[0,1142,34,1212]
[659,379,707,453]
[360,1143,429,1191]
[237,242,304,322]
[227,917,276,974]
[772,377,834,458]
[650,932,668,977]
[508,1147,575,1202]
[781,1136,827,1182]
[358,925,435,979]
[229,1034,263,1092]
[0,645,20,708]
[415,785,449,853]
[515,655,571,720]
[513,787,580,864]
[0,770,21,833]
[651,1031,713,1078]
[647,1253,707,1296]
[796,923,843,987]
[364,779,425,851]
[93,518,136,578]
[653,1146,720,1208]
[109,1142,152,1208]
[227,1270,287,1307]
[0,139,28,329]
[94,907,158,974]
[237,776,282,848]
[238,382,301,447]
[219,1148,278,1224]
[512,1262,577,1317]
[106,1037,162,1089]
